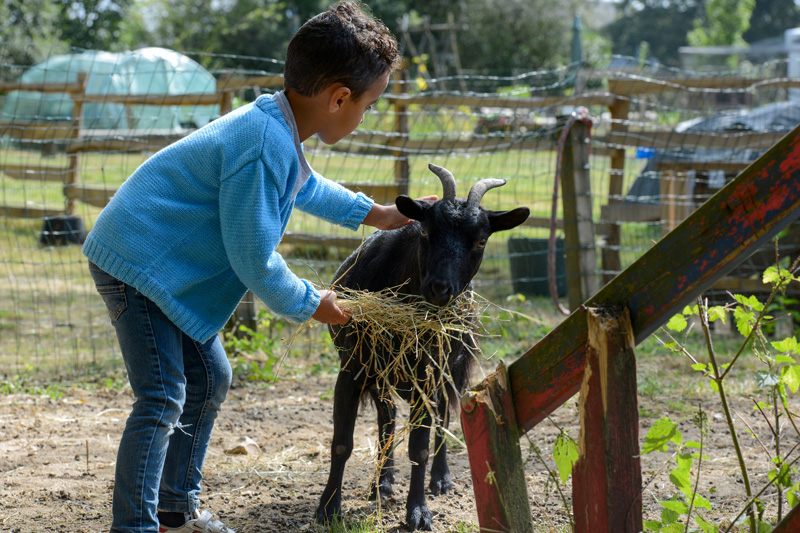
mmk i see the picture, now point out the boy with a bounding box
[83,3,417,531]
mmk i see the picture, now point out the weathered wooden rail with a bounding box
[460,122,800,532]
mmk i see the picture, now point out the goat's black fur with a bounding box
[315,165,529,531]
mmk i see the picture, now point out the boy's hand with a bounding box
[312,289,350,325]
[363,195,438,230]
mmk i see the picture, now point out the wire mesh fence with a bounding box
[2,43,799,380]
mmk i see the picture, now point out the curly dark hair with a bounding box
[284,1,400,100]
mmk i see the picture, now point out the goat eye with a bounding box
[420,227,429,238]
[476,238,487,248]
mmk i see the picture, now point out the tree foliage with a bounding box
[0,0,64,67]
[687,0,755,48]
[744,0,800,44]
[604,0,701,66]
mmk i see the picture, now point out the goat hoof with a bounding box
[314,505,341,525]
[406,505,433,531]
[429,475,454,496]
[369,482,395,502]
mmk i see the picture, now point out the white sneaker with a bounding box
[158,510,236,533]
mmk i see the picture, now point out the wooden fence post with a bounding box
[461,362,533,533]
[561,117,598,309]
[572,306,642,533]
[392,60,410,196]
[602,97,629,284]
[773,501,800,532]
[65,73,87,216]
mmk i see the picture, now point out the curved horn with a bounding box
[467,178,507,208]
[428,163,457,204]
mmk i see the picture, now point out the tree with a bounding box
[688,0,756,48]
[744,0,800,44]
[0,0,65,68]
[54,0,134,51]
[604,0,702,67]
[447,0,577,75]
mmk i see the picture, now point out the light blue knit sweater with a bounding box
[83,93,373,343]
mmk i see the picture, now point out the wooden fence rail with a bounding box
[3,71,800,306]
[461,121,800,531]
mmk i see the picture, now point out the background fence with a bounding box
[2,44,800,380]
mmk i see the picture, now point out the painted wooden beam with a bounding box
[508,122,800,433]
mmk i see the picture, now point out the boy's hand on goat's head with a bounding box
[363,195,438,230]
[312,289,351,325]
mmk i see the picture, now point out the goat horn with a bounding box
[428,163,457,204]
[467,178,507,208]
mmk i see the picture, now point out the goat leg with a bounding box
[429,398,454,496]
[405,404,433,531]
[368,387,397,502]
[315,371,360,524]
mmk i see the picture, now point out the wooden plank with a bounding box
[340,183,402,204]
[0,81,84,93]
[653,160,750,173]
[600,202,660,223]
[80,93,221,106]
[63,184,115,208]
[279,232,363,250]
[0,204,65,218]
[608,76,800,96]
[573,307,642,533]
[66,133,188,154]
[384,91,617,109]
[337,132,552,154]
[0,120,77,140]
[522,216,563,229]
[0,164,70,183]
[216,74,284,91]
[660,170,694,235]
[508,123,800,433]
[604,130,783,151]
[772,501,800,533]
[460,362,533,533]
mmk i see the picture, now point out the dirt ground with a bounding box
[0,354,796,533]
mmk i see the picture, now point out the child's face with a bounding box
[318,71,391,145]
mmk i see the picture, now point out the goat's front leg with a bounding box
[368,387,397,502]
[429,396,454,496]
[406,404,433,531]
[316,370,360,525]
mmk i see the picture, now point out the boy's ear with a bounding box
[328,85,352,112]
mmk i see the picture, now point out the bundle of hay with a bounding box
[331,285,489,406]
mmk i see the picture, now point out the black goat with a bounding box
[315,164,530,531]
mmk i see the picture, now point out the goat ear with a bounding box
[487,207,530,233]
[395,195,427,221]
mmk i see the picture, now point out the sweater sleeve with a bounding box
[219,159,320,323]
[295,172,374,230]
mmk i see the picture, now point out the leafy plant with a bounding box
[657,257,800,532]
[223,308,284,383]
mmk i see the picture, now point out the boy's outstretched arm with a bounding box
[362,195,438,230]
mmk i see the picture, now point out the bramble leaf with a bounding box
[782,365,800,394]
[642,417,682,454]
[772,336,799,354]
[667,314,688,332]
[552,431,578,485]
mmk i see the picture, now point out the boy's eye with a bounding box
[366,105,373,111]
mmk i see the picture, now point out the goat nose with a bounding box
[428,279,453,305]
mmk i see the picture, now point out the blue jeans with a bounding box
[89,262,232,533]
